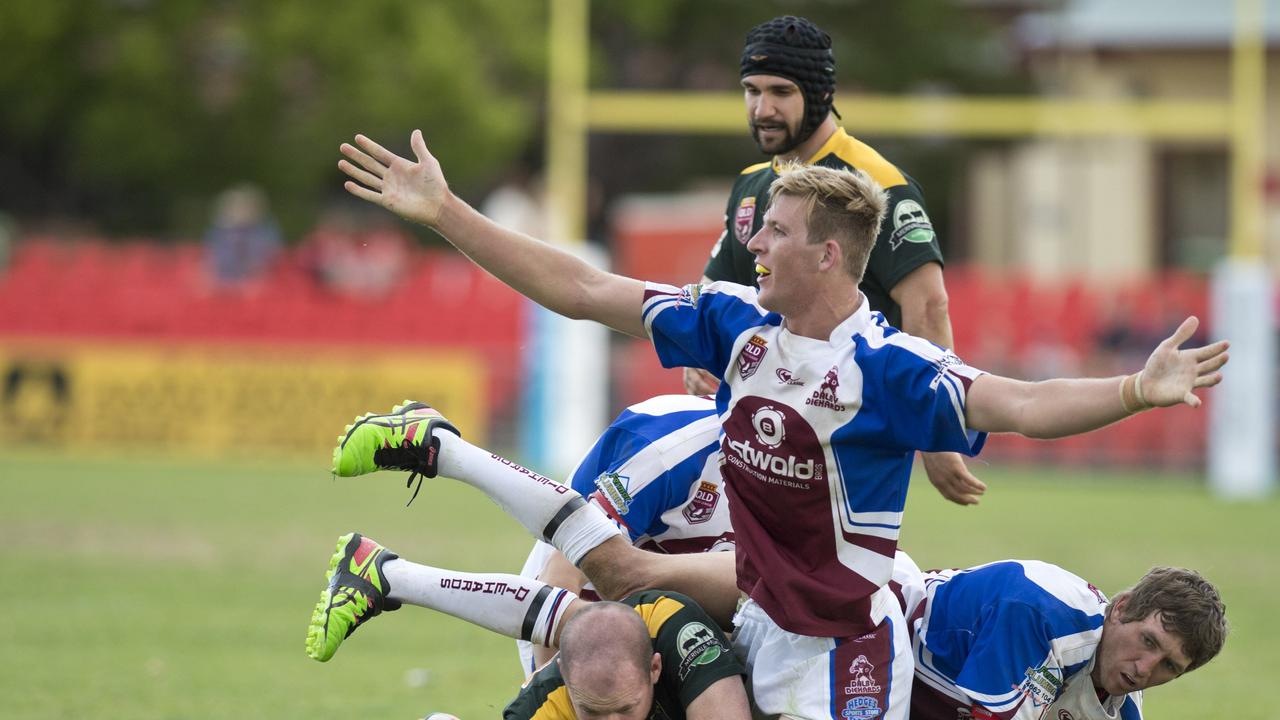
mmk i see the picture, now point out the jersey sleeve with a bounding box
[879,334,987,455]
[642,282,770,381]
[703,191,741,283]
[572,426,687,542]
[948,601,1065,720]
[630,590,745,710]
[502,665,575,720]
[863,181,944,296]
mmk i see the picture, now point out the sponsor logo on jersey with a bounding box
[1016,665,1063,708]
[751,405,785,448]
[737,335,769,380]
[775,367,804,386]
[678,283,703,308]
[841,697,882,720]
[735,196,757,244]
[722,398,826,490]
[888,198,935,250]
[594,472,633,514]
[806,366,846,411]
[675,622,724,679]
[845,655,882,694]
[1057,711,1074,720]
[682,480,720,525]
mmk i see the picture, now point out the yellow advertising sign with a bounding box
[0,340,487,456]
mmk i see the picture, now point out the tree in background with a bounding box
[0,0,546,238]
[0,0,1020,243]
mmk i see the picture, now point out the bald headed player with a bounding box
[304,533,748,720]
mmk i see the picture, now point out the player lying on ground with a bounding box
[336,131,1228,720]
[307,533,749,720]
[305,527,1223,720]
[512,394,733,674]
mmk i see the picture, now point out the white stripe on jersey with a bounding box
[606,414,722,501]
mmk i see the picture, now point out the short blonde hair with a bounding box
[769,163,887,279]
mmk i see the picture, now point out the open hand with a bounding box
[1140,316,1229,408]
[921,451,986,506]
[339,130,447,227]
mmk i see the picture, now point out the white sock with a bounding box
[383,559,576,646]
[433,430,621,565]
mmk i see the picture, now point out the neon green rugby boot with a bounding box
[332,400,460,501]
[305,532,401,662]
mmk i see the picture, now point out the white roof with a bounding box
[1018,0,1280,49]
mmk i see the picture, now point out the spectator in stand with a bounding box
[204,184,282,287]
[301,207,410,298]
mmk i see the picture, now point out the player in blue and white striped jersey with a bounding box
[517,394,730,673]
[896,559,1226,720]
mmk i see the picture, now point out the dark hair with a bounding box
[740,16,836,145]
[1111,566,1227,672]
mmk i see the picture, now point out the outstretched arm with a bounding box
[965,316,1228,438]
[340,130,647,338]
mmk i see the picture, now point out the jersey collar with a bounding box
[770,126,850,173]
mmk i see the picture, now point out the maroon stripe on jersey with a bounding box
[841,529,898,558]
[643,287,678,302]
[588,491,634,534]
[909,678,970,720]
[647,532,735,555]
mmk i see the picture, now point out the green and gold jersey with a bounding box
[502,590,743,720]
[703,127,944,329]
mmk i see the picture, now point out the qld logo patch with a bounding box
[737,335,769,380]
[682,480,720,524]
[734,196,757,244]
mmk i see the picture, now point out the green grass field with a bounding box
[3,449,1276,719]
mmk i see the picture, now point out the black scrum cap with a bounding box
[740,16,837,146]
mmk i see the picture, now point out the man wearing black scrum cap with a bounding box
[686,15,986,509]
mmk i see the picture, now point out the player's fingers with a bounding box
[410,129,434,164]
[343,180,382,204]
[1162,316,1199,349]
[1192,340,1230,362]
[1193,371,1224,389]
[1183,391,1202,408]
[354,134,398,167]
[341,142,387,179]
[1196,353,1229,375]
[338,159,383,191]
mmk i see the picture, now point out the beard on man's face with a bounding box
[750,117,801,156]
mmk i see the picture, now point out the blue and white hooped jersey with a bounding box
[643,281,987,638]
[568,393,733,553]
[910,560,1143,720]
[515,394,731,677]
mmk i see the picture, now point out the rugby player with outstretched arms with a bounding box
[326,128,1227,720]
